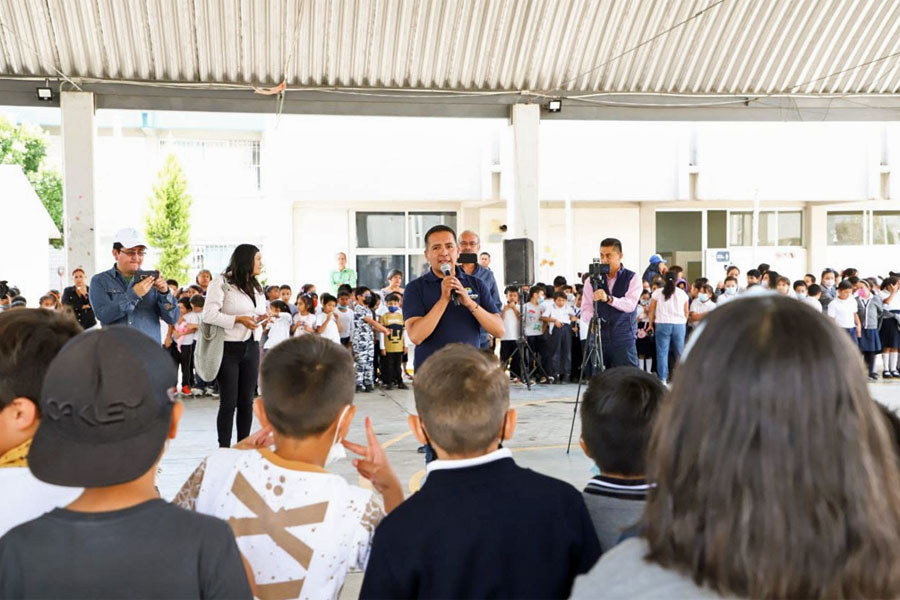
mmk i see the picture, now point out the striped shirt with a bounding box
[582,475,651,552]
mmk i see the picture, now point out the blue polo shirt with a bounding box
[404,266,499,369]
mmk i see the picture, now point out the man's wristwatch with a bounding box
[607,295,614,304]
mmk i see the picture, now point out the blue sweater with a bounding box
[360,457,601,599]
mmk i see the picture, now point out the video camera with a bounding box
[588,259,610,279]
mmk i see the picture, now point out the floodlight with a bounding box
[547,99,562,113]
[36,80,53,101]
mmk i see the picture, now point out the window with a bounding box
[729,210,802,247]
[158,139,261,193]
[873,211,900,245]
[777,211,803,246]
[354,211,457,289]
[729,212,752,246]
[827,212,864,246]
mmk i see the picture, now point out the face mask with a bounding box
[824,281,834,289]
[325,406,351,467]
[639,299,649,306]
[388,306,399,313]
[566,294,575,303]
[799,291,808,298]
[698,293,710,303]
[725,287,737,296]
[858,289,869,299]
[338,305,348,311]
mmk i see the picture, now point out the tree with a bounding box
[0,116,64,248]
[145,155,193,282]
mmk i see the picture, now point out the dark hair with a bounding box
[747,269,761,278]
[669,265,684,275]
[725,265,740,275]
[724,276,737,284]
[279,284,292,292]
[842,268,858,279]
[337,284,353,295]
[479,252,490,258]
[424,224,457,247]
[691,277,708,290]
[805,273,817,283]
[553,276,567,287]
[807,283,822,296]
[365,293,379,310]
[822,268,837,279]
[355,286,371,298]
[600,238,623,254]
[662,271,677,301]
[414,344,509,455]
[224,244,263,303]
[112,242,124,251]
[776,276,791,286]
[504,285,520,295]
[838,280,854,291]
[337,291,351,299]
[320,293,337,306]
[301,283,316,294]
[165,279,179,288]
[260,336,356,438]
[883,276,899,289]
[296,295,312,313]
[553,291,567,300]
[757,263,770,273]
[764,270,780,289]
[189,295,205,308]
[38,295,56,307]
[177,297,192,310]
[270,300,290,313]
[71,268,85,276]
[527,287,543,302]
[384,293,401,304]
[581,367,665,475]
[846,276,860,286]
[643,296,900,597]
[188,284,204,294]
[0,309,82,411]
[793,280,807,290]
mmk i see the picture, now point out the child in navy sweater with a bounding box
[360,344,600,599]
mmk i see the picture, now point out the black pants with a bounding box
[382,352,403,386]
[499,340,521,378]
[178,344,195,389]
[547,325,572,378]
[217,340,260,448]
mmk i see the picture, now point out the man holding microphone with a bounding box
[89,228,178,343]
[580,238,642,370]
[404,225,504,372]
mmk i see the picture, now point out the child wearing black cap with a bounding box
[175,335,403,600]
[0,309,83,538]
[0,327,253,599]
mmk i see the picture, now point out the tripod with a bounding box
[504,286,549,391]
[566,277,605,453]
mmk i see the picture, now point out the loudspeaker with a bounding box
[503,238,535,286]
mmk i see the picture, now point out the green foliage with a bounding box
[145,155,193,282]
[0,116,62,246]
[28,169,64,248]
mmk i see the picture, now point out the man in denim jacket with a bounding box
[89,229,178,343]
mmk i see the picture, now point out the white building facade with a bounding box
[5,107,899,296]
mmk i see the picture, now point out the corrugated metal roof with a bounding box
[2,0,900,96]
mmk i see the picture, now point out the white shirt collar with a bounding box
[426,448,512,476]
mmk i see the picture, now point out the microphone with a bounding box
[440,263,459,306]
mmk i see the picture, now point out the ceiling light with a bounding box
[547,99,562,113]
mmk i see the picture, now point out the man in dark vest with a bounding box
[579,238,641,369]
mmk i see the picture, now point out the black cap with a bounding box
[30,327,177,487]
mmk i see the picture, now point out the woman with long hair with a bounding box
[647,271,689,383]
[202,244,267,447]
[572,295,900,598]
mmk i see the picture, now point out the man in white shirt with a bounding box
[0,309,83,537]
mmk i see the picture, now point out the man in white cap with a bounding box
[88,228,178,343]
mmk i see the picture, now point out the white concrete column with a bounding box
[507,104,540,267]
[61,92,98,278]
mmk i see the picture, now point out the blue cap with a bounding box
[649,254,667,265]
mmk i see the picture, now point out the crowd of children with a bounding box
[494,261,900,386]
[5,291,900,598]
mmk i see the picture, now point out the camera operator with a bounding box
[404,225,503,371]
[580,238,642,369]
[89,228,178,343]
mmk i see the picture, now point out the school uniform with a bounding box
[359,450,601,599]
[499,305,522,379]
[880,292,900,349]
[545,303,576,380]
[858,295,883,353]
[827,297,859,342]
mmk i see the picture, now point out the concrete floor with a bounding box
[157,378,900,599]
